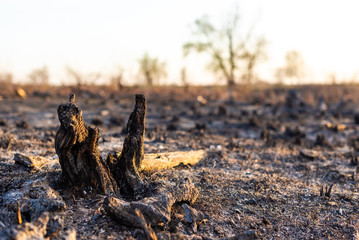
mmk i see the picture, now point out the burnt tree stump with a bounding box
[55,93,201,230]
[55,93,147,197]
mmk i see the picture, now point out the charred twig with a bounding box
[134,209,157,240]
[133,209,189,240]
[320,184,334,199]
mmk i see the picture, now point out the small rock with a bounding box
[101,110,110,116]
[245,199,257,205]
[167,123,178,131]
[354,113,359,124]
[91,117,104,126]
[0,119,6,126]
[218,104,227,116]
[167,116,180,131]
[195,122,206,131]
[109,115,124,126]
[182,203,208,233]
[243,230,259,239]
[16,120,29,129]
[300,149,320,160]
[197,96,207,105]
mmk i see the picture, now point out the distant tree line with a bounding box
[0,9,315,91]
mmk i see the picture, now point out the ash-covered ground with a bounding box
[0,85,359,239]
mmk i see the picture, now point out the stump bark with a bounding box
[107,94,147,197]
[55,93,119,195]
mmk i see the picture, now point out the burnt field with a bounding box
[0,85,359,239]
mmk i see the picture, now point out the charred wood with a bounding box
[104,178,198,228]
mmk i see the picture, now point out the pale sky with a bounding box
[0,0,359,85]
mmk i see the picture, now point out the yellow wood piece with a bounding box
[140,150,205,171]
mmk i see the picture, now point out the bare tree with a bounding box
[282,50,305,84]
[241,36,267,84]
[138,53,167,86]
[66,67,84,87]
[28,66,49,86]
[275,68,285,85]
[110,67,125,90]
[183,13,267,98]
[0,72,14,94]
[328,73,337,85]
[180,67,189,92]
